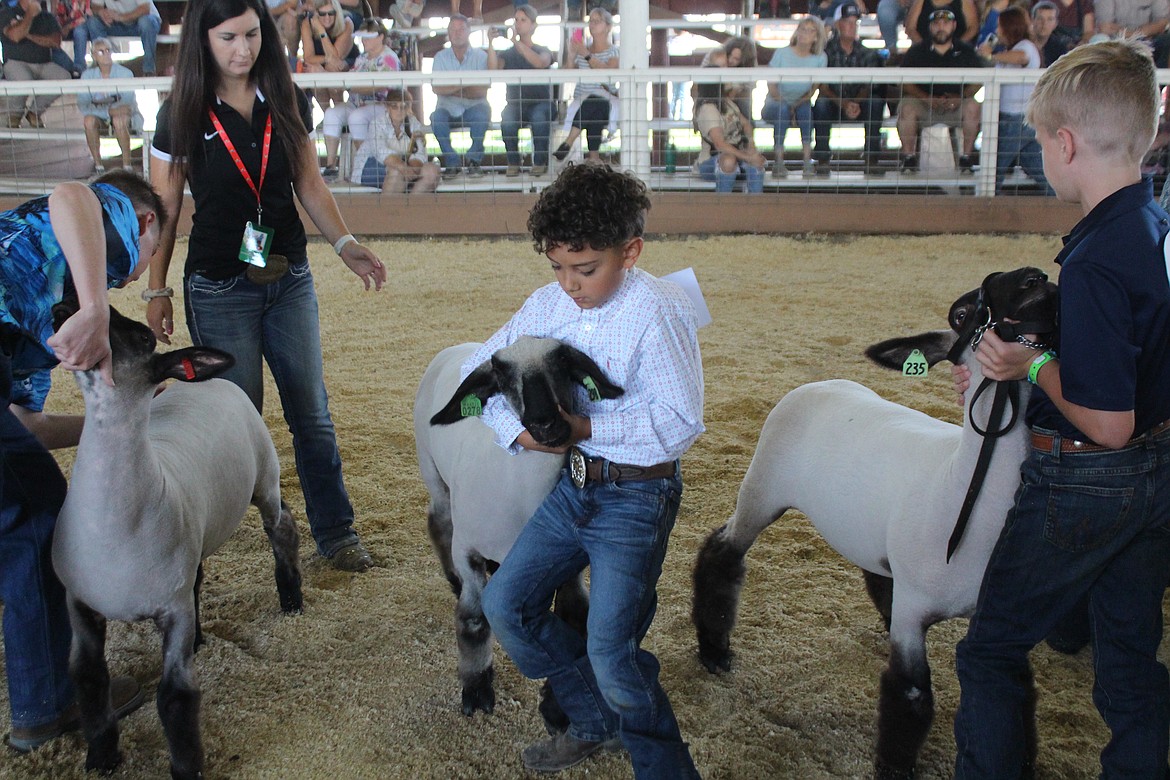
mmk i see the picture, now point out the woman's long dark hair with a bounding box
[167,0,307,181]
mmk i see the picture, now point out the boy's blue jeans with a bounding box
[482,468,701,780]
[0,403,74,729]
[954,425,1170,778]
[183,260,359,558]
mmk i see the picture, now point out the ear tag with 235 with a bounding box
[902,349,928,378]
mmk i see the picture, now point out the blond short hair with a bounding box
[1026,39,1158,163]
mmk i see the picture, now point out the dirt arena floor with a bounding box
[3,233,1159,779]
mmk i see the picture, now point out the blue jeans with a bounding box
[83,13,163,75]
[481,469,700,780]
[812,94,884,163]
[995,112,1052,195]
[502,99,553,167]
[430,102,490,169]
[182,260,359,557]
[877,0,907,52]
[698,155,764,193]
[954,425,1170,778]
[0,398,73,729]
[761,97,812,148]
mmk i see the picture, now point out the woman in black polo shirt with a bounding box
[146,0,386,572]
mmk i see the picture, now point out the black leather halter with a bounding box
[946,287,1058,563]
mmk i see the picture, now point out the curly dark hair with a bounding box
[527,164,651,254]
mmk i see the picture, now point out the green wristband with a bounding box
[1028,350,1057,385]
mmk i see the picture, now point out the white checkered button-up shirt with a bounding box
[462,267,705,466]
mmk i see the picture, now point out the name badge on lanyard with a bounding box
[209,109,288,283]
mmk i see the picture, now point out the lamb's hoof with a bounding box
[280,592,304,615]
[538,680,570,736]
[85,746,124,776]
[697,639,732,674]
[873,760,914,780]
[460,668,495,716]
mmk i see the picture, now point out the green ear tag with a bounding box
[582,376,601,402]
[902,349,929,378]
[459,394,483,417]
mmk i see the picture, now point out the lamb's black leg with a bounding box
[192,564,204,652]
[862,570,894,632]
[456,555,494,716]
[67,599,121,775]
[873,647,934,780]
[538,574,590,735]
[155,609,203,780]
[264,501,304,614]
[692,525,747,673]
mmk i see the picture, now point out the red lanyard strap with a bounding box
[208,109,272,219]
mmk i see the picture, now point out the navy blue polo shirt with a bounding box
[152,88,314,281]
[1026,179,1170,440]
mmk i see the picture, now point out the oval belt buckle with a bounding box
[569,446,586,489]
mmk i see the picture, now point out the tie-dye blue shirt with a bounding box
[0,183,139,410]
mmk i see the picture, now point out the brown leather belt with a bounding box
[568,447,676,488]
[1031,418,1170,454]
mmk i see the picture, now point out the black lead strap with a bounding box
[947,377,1020,562]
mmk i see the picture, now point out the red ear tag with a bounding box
[181,358,196,380]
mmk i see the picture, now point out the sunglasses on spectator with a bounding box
[318,10,336,16]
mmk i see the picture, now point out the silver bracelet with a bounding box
[140,286,174,301]
[333,234,357,256]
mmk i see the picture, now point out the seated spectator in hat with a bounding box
[1,0,72,128]
[761,15,828,179]
[78,37,143,174]
[813,2,887,176]
[693,81,766,193]
[896,7,984,172]
[976,6,1052,193]
[906,0,978,43]
[81,0,162,76]
[1032,0,1074,65]
[349,89,439,193]
[1095,0,1169,66]
[431,14,490,179]
[318,21,401,182]
[810,0,868,22]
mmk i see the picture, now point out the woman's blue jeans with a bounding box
[183,260,359,557]
[954,425,1170,778]
[995,112,1052,195]
[698,155,764,193]
[0,403,73,729]
[761,96,813,148]
[502,99,553,167]
[481,469,700,780]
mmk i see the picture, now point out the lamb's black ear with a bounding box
[51,296,82,332]
[557,344,624,400]
[430,362,500,426]
[865,330,958,370]
[148,347,236,384]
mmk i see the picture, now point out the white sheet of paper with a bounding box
[661,267,712,329]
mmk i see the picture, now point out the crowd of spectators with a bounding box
[0,0,1148,191]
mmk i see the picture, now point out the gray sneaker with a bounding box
[466,161,486,178]
[521,732,622,773]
